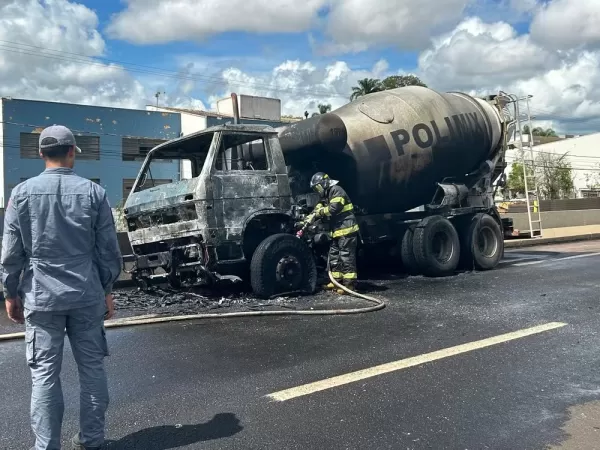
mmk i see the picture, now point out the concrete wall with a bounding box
[505,209,600,230]
[1,98,182,207]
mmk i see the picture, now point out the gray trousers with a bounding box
[24,301,109,450]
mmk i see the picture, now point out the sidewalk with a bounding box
[504,225,600,248]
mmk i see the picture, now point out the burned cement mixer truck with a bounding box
[122,86,515,298]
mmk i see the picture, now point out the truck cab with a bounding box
[124,124,319,297]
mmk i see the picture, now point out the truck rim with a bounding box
[276,255,302,288]
[432,230,454,264]
[478,226,498,258]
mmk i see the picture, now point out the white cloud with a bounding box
[418,17,600,134]
[530,0,600,51]
[322,0,471,53]
[0,0,209,111]
[106,0,489,54]
[206,59,391,116]
[0,0,147,109]
[106,0,328,45]
[419,17,560,90]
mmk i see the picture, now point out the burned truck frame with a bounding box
[123,87,516,298]
[123,124,306,296]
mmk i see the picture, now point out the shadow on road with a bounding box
[106,412,243,449]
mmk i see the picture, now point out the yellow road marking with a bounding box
[266,321,567,402]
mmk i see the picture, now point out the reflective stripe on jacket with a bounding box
[319,184,359,238]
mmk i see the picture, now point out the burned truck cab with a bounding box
[123,124,310,294]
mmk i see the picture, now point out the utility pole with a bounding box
[155,91,166,107]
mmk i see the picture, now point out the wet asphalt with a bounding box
[1,241,600,449]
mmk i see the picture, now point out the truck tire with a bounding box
[412,215,460,277]
[250,233,317,299]
[400,226,420,275]
[459,213,503,270]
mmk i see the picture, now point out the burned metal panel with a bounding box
[125,177,201,214]
[128,219,207,246]
[211,172,284,244]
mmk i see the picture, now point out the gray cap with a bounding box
[39,125,82,153]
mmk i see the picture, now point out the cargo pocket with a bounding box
[101,327,109,357]
[25,328,36,366]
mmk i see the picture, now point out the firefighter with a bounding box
[306,172,359,293]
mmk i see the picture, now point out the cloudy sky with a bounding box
[1,0,599,133]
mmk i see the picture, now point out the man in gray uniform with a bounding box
[1,125,122,450]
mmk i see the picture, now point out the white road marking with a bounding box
[266,322,567,402]
[554,252,600,262]
[513,252,600,267]
[500,257,530,264]
[513,260,545,266]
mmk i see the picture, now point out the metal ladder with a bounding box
[510,94,543,238]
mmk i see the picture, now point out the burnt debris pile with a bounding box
[112,285,318,316]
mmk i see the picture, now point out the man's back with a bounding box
[3,167,122,311]
[1,124,122,450]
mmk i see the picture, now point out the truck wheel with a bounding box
[400,226,420,275]
[250,233,317,299]
[460,213,503,270]
[412,216,460,277]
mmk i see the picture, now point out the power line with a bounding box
[508,147,600,160]
[0,40,351,100]
[2,39,596,128]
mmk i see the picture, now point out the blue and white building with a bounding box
[0,97,182,207]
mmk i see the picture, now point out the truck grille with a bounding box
[128,204,198,230]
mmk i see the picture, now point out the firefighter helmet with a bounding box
[310,172,330,196]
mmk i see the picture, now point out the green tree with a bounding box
[523,125,557,137]
[312,103,332,116]
[318,103,331,114]
[507,161,528,196]
[584,163,600,189]
[535,152,574,199]
[380,75,427,90]
[350,78,382,101]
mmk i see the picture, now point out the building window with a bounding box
[581,189,600,198]
[215,134,269,171]
[20,132,100,160]
[122,178,172,200]
[75,135,100,160]
[20,133,40,159]
[122,137,169,162]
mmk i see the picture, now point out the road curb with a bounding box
[504,233,600,249]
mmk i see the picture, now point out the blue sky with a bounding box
[1,0,599,133]
[82,0,425,107]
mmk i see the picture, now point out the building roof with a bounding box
[147,105,303,123]
[532,132,600,153]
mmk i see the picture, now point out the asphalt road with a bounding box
[2,240,600,449]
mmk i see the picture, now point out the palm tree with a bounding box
[350,78,382,101]
[318,103,332,114]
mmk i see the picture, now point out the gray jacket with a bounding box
[1,168,122,311]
